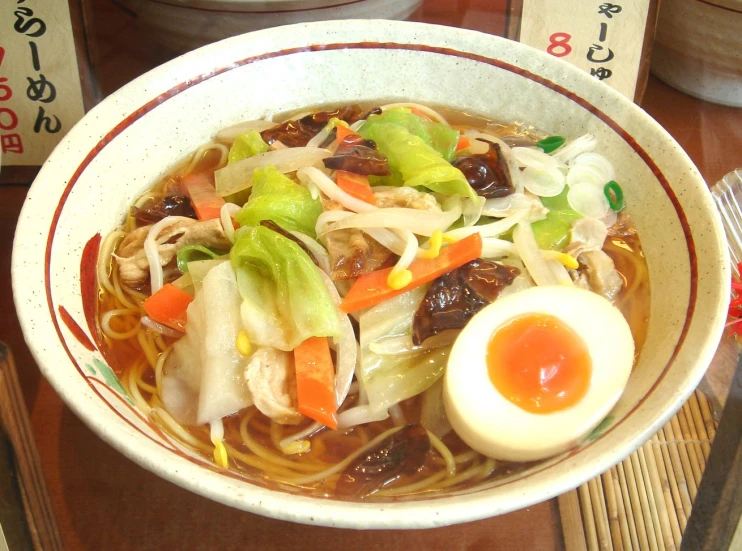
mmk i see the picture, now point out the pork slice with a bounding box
[372,186,442,211]
[580,249,623,301]
[114,217,230,288]
[244,347,303,425]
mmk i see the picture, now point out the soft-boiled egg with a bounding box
[443,285,634,462]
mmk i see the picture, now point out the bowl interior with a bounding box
[12,20,729,528]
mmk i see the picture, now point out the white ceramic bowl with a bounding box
[120,0,422,53]
[12,20,729,529]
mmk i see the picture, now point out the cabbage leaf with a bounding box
[532,189,582,250]
[359,286,449,413]
[228,130,269,164]
[359,122,476,201]
[361,109,459,161]
[235,165,322,237]
[231,226,341,351]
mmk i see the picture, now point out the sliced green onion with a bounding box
[604,180,625,212]
[176,245,219,273]
[536,135,565,154]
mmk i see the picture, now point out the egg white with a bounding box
[443,285,634,462]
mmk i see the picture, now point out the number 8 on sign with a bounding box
[547,32,572,57]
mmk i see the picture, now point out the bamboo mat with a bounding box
[559,390,718,551]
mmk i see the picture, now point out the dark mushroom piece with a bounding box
[412,259,520,346]
[132,194,197,227]
[335,424,431,497]
[451,140,515,199]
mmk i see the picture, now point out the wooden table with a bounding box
[1,1,741,549]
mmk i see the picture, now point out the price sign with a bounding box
[519,0,653,100]
[0,0,85,169]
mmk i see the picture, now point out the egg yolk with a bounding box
[486,314,592,414]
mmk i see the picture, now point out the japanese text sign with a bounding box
[519,1,652,100]
[0,0,85,167]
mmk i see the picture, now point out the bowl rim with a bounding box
[12,19,730,528]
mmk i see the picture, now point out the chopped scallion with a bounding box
[603,180,625,212]
[536,135,565,154]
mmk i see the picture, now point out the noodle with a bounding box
[238,413,328,474]
[183,142,229,175]
[375,471,449,497]
[154,345,171,397]
[128,358,153,413]
[100,309,141,340]
[274,427,403,486]
[427,430,457,475]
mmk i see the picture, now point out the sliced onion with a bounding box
[144,217,185,293]
[462,196,486,227]
[220,203,241,244]
[566,164,608,188]
[570,217,608,250]
[337,405,389,429]
[511,147,563,171]
[445,209,528,240]
[568,183,610,219]
[363,228,408,256]
[481,194,514,215]
[392,229,419,273]
[318,270,358,407]
[140,316,184,338]
[482,193,548,219]
[321,205,461,237]
[481,238,518,258]
[298,166,376,213]
[570,152,615,183]
[216,119,275,143]
[420,379,452,439]
[306,125,333,148]
[522,166,566,197]
[513,221,558,286]
[552,134,598,163]
[215,148,331,197]
[315,210,353,236]
[368,331,458,356]
[289,230,331,275]
[601,208,618,229]
[546,258,574,286]
[279,422,323,449]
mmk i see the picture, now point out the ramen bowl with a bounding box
[12,20,729,528]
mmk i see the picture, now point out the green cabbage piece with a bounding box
[228,130,269,164]
[361,109,459,161]
[359,122,476,201]
[231,226,341,351]
[358,286,449,413]
[532,190,582,250]
[234,165,322,237]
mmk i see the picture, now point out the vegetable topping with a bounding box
[133,194,196,226]
[412,259,520,345]
[451,140,515,199]
[261,105,377,148]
